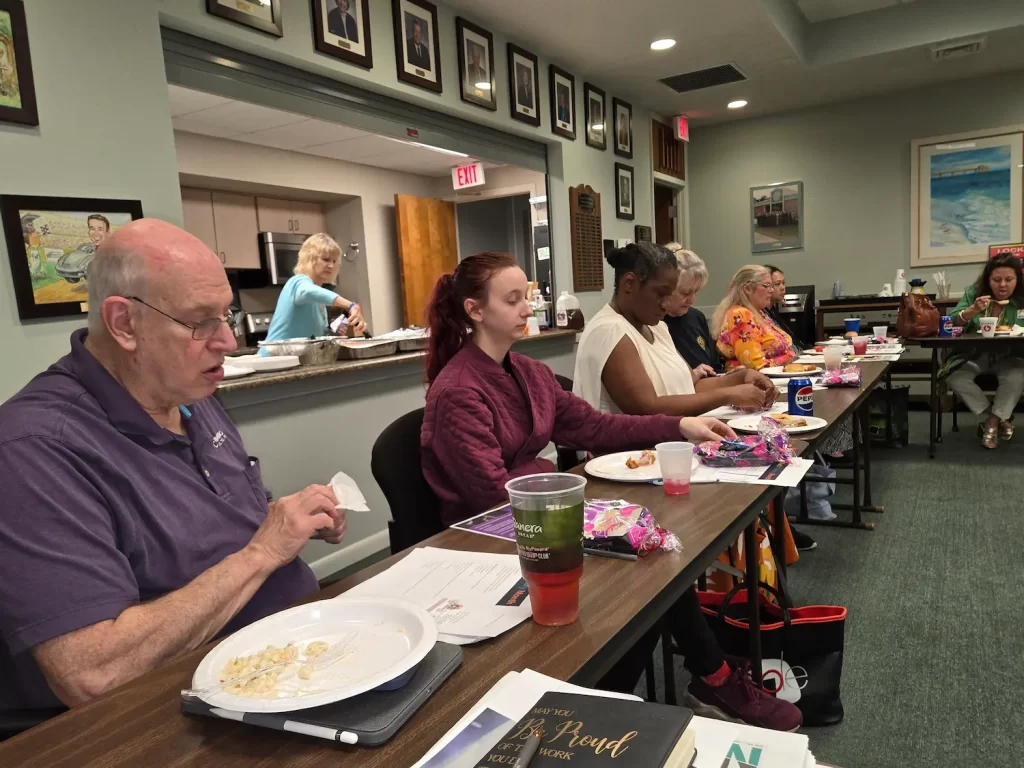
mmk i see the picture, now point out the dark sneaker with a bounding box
[683,663,802,732]
[792,527,817,551]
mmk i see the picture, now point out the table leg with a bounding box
[850,408,862,526]
[770,500,787,580]
[859,401,884,514]
[885,367,894,447]
[929,347,939,459]
[744,521,762,687]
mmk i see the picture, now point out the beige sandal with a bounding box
[1000,420,1014,442]
[981,422,999,449]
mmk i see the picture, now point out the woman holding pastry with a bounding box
[573,242,779,416]
[947,254,1024,448]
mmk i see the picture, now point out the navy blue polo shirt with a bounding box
[0,330,318,710]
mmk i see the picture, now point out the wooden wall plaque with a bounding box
[569,184,603,292]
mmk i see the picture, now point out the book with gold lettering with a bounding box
[474,691,695,768]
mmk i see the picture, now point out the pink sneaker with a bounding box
[683,663,802,732]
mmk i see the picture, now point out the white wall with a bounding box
[158,0,652,323]
[689,69,1024,308]
[324,198,369,319]
[173,132,438,332]
[0,0,181,402]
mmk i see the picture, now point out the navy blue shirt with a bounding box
[0,330,318,710]
[664,308,721,372]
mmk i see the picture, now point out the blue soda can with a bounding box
[939,316,953,336]
[788,378,814,417]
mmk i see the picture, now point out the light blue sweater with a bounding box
[263,274,340,348]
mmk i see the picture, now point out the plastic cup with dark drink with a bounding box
[505,473,587,627]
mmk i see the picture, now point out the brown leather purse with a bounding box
[896,293,941,337]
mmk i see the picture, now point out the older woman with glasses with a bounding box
[713,265,797,372]
[263,233,365,346]
[947,253,1024,449]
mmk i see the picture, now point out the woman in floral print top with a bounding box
[712,265,798,371]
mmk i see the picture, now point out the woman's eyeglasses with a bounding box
[128,296,245,341]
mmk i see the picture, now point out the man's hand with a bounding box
[248,485,337,568]
[678,417,737,443]
[315,508,348,545]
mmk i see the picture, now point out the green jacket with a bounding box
[951,283,1024,332]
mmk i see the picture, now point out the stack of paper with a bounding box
[688,715,817,768]
[340,547,531,645]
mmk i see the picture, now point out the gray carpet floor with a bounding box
[636,410,1024,767]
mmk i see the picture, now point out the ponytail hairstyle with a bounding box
[425,251,520,384]
[605,241,678,294]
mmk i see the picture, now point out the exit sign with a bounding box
[674,115,689,142]
[452,162,486,190]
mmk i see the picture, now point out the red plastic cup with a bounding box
[852,340,867,355]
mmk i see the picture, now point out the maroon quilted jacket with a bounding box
[421,342,681,525]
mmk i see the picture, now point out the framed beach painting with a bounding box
[911,128,1024,267]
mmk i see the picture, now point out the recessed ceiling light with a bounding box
[727,100,748,109]
[651,38,676,51]
[475,82,491,90]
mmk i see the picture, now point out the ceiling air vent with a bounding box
[931,36,987,61]
[659,64,746,94]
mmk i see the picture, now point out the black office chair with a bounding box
[552,374,582,472]
[371,408,445,554]
[0,707,66,742]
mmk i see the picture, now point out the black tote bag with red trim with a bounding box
[697,579,847,726]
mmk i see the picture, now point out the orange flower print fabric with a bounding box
[717,306,796,371]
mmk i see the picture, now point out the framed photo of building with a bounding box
[549,65,575,140]
[392,0,442,93]
[751,181,803,252]
[911,127,1024,266]
[613,98,633,159]
[615,163,634,220]
[507,43,540,127]
[584,83,606,151]
[0,0,38,126]
[456,17,495,111]
[311,0,373,69]
[206,0,283,37]
[1,195,144,321]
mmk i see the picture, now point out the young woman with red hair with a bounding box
[419,252,802,732]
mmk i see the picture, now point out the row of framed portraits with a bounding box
[204,0,634,157]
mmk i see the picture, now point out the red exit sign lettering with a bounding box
[674,115,689,142]
[452,162,486,190]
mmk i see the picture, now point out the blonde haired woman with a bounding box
[263,233,365,344]
[713,265,796,371]
[661,243,720,374]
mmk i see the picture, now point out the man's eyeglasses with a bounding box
[128,296,245,341]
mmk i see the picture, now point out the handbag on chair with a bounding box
[896,293,940,338]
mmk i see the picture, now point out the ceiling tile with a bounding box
[235,119,367,150]
[181,101,308,134]
[171,116,237,138]
[167,84,232,117]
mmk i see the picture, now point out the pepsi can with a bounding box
[788,378,814,417]
[939,316,953,337]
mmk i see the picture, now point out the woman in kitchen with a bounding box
[263,233,366,346]
[946,253,1024,449]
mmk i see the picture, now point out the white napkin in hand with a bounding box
[329,471,370,512]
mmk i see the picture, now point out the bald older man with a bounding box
[0,219,345,713]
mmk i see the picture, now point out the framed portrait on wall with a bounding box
[206,0,283,37]
[311,0,373,69]
[751,181,803,252]
[0,195,144,321]
[456,17,495,111]
[0,0,38,126]
[584,83,606,151]
[549,65,575,140]
[507,43,540,127]
[615,163,634,221]
[392,0,442,93]
[911,127,1024,266]
[613,98,633,159]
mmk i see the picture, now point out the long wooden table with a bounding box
[0,374,885,767]
[906,334,1024,457]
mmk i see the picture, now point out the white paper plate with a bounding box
[191,596,437,713]
[761,365,822,378]
[221,364,255,379]
[727,414,828,434]
[584,451,699,482]
[816,339,847,346]
[232,354,301,372]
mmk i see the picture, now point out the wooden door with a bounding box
[654,184,676,245]
[256,197,294,233]
[395,194,457,327]
[212,192,261,269]
[290,200,325,236]
[180,188,218,255]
